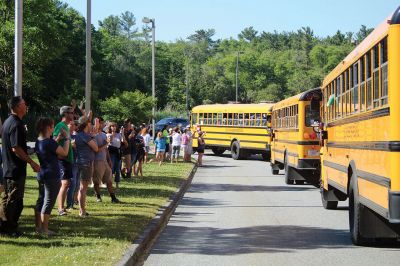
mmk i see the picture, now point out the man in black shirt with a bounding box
[0,96,40,236]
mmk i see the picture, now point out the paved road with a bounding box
[144,151,400,266]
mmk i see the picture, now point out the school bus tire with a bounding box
[284,154,294,185]
[231,141,245,160]
[349,173,368,246]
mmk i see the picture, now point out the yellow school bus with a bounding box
[190,103,274,160]
[319,7,400,245]
[270,88,322,185]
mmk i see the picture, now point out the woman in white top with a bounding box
[106,122,126,187]
[141,127,151,163]
[171,127,182,163]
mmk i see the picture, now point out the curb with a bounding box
[116,163,198,266]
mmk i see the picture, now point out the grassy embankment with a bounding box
[0,157,193,265]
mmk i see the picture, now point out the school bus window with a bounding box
[199,113,204,125]
[373,44,380,108]
[360,56,366,111]
[353,62,359,113]
[366,51,373,110]
[381,38,388,106]
[216,113,222,125]
[305,105,320,127]
[192,113,198,125]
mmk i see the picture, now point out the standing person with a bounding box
[0,96,40,236]
[66,120,79,210]
[133,128,145,176]
[141,127,151,163]
[34,118,70,235]
[75,117,98,217]
[106,122,125,187]
[162,126,170,161]
[129,129,138,176]
[120,119,132,179]
[93,117,119,203]
[154,131,166,166]
[186,125,193,162]
[181,128,189,162]
[171,127,182,163]
[167,128,173,161]
[54,106,74,216]
[197,132,206,167]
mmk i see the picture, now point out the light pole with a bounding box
[85,0,92,113]
[142,17,156,139]
[14,0,23,96]
[235,51,240,103]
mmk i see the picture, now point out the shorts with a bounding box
[59,160,73,180]
[93,160,112,185]
[197,147,205,154]
[156,149,165,153]
[77,163,93,182]
[172,145,181,158]
[122,154,131,169]
[144,146,150,153]
[131,152,138,165]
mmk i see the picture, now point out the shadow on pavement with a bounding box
[149,224,353,255]
[188,183,318,192]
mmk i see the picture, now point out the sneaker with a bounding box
[111,198,120,203]
[96,197,102,202]
[58,210,67,216]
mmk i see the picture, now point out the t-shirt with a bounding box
[75,131,95,165]
[155,137,166,151]
[181,133,189,145]
[172,132,182,146]
[143,133,151,147]
[35,138,60,180]
[1,114,27,178]
[53,121,73,163]
[108,133,122,148]
[94,132,107,161]
[163,130,170,144]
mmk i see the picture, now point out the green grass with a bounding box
[0,157,194,265]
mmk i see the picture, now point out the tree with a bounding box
[99,90,154,123]
[238,26,258,42]
[99,15,122,37]
[120,11,137,39]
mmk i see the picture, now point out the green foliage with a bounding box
[99,90,154,124]
[0,0,373,130]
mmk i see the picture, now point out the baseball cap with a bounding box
[60,106,73,116]
[186,125,190,128]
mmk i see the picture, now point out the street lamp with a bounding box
[14,0,23,96]
[85,0,92,112]
[142,17,156,139]
[235,51,240,103]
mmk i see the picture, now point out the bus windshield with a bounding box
[305,105,320,127]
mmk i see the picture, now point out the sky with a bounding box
[63,0,399,42]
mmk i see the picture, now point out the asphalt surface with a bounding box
[144,151,400,266]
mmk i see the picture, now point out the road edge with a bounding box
[116,163,198,266]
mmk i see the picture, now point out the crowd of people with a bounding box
[0,96,199,237]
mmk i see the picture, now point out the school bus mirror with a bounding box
[321,130,328,140]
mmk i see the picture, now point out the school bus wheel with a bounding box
[349,173,368,246]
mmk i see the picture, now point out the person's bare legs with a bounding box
[78,180,89,215]
[198,153,203,166]
[57,179,70,212]
[34,211,42,232]
[41,213,52,234]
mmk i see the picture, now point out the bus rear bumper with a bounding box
[389,191,400,223]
